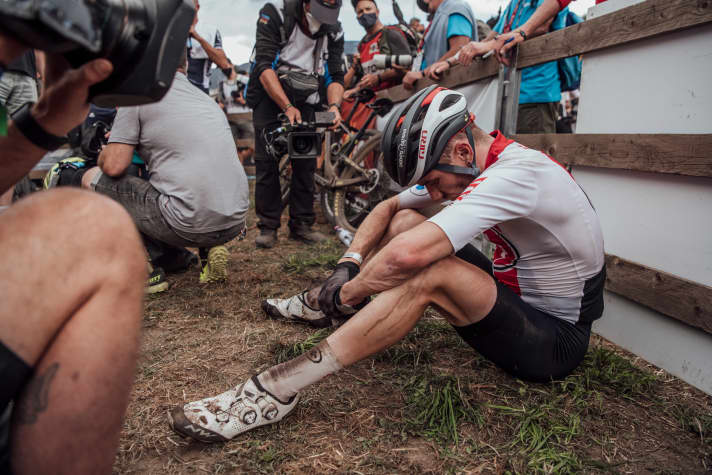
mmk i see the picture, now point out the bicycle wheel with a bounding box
[318,129,379,228]
[278,153,291,209]
[332,130,396,234]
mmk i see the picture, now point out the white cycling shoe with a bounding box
[262,291,333,328]
[168,375,299,443]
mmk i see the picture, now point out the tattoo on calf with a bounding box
[15,363,59,425]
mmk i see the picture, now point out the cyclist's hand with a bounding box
[318,261,365,318]
[284,105,302,125]
[358,73,379,90]
[328,104,342,130]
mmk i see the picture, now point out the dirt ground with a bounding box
[114,203,712,474]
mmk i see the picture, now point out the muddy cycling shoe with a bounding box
[199,246,229,283]
[256,228,277,249]
[262,291,333,328]
[168,375,299,443]
[288,225,326,244]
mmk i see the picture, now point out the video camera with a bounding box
[372,54,413,70]
[0,0,195,107]
[264,112,335,160]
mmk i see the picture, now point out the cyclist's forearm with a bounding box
[339,196,399,266]
[259,69,292,111]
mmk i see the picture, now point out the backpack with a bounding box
[557,11,583,92]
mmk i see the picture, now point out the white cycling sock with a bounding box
[257,340,343,401]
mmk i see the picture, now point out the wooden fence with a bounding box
[377,0,712,335]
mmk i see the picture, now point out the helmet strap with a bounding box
[433,125,480,178]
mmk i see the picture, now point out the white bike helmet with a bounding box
[382,85,479,188]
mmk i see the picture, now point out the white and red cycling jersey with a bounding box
[398,131,605,324]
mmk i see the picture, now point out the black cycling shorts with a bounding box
[452,244,593,383]
[0,340,31,410]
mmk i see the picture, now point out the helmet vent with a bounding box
[439,95,461,111]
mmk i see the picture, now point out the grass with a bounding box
[114,192,712,474]
[402,370,483,444]
[282,239,343,274]
[272,328,331,364]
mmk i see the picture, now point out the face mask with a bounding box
[357,12,378,30]
[305,9,322,34]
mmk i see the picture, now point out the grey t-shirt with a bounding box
[109,72,248,233]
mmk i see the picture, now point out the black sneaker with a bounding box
[256,229,277,248]
[146,264,169,294]
[288,225,326,244]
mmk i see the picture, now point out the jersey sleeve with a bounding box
[446,13,473,39]
[397,185,441,210]
[108,106,140,146]
[427,164,538,252]
[252,4,283,80]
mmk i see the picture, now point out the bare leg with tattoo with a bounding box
[0,189,145,474]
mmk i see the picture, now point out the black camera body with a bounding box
[0,0,195,107]
[287,128,322,160]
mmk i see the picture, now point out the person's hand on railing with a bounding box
[402,70,422,90]
[425,60,451,81]
[458,41,494,66]
[343,88,358,100]
[494,32,526,66]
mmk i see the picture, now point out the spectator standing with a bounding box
[187,0,230,93]
[341,0,411,129]
[409,17,425,42]
[246,0,345,249]
[219,66,255,165]
[402,0,477,90]
[491,0,568,133]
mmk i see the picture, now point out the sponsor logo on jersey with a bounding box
[484,226,521,295]
[259,13,270,24]
[418,129,428,160]
[455,177,486,201]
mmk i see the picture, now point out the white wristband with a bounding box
[342,252,363,266]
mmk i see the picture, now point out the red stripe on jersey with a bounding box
[557,0,572,9]
[455,177,486,201]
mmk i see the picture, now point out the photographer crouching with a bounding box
[246,0,345,249]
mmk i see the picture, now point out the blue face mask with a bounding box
[358,12,378,30]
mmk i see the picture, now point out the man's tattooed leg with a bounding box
[14,363,59,425]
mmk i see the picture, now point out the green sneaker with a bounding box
[199,246,229,283]
[146,264,169,294]
[43,157,87,190]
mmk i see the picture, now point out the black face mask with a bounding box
[358,12,378,30]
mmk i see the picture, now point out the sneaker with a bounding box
[199,246,229,283]
[147,264,169,294]
[168,375,299,443]
[255,228,277,249]
[262,291,333,328]
[43,157,87,190]
[288,225,326,244]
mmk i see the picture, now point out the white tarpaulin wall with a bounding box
[375,77,500,134]
[575,0,712,395]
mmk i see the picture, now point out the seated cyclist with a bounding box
[168,85,606,442]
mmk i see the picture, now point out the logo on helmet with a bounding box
[418,129,428,160]
[397,128,408,168]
